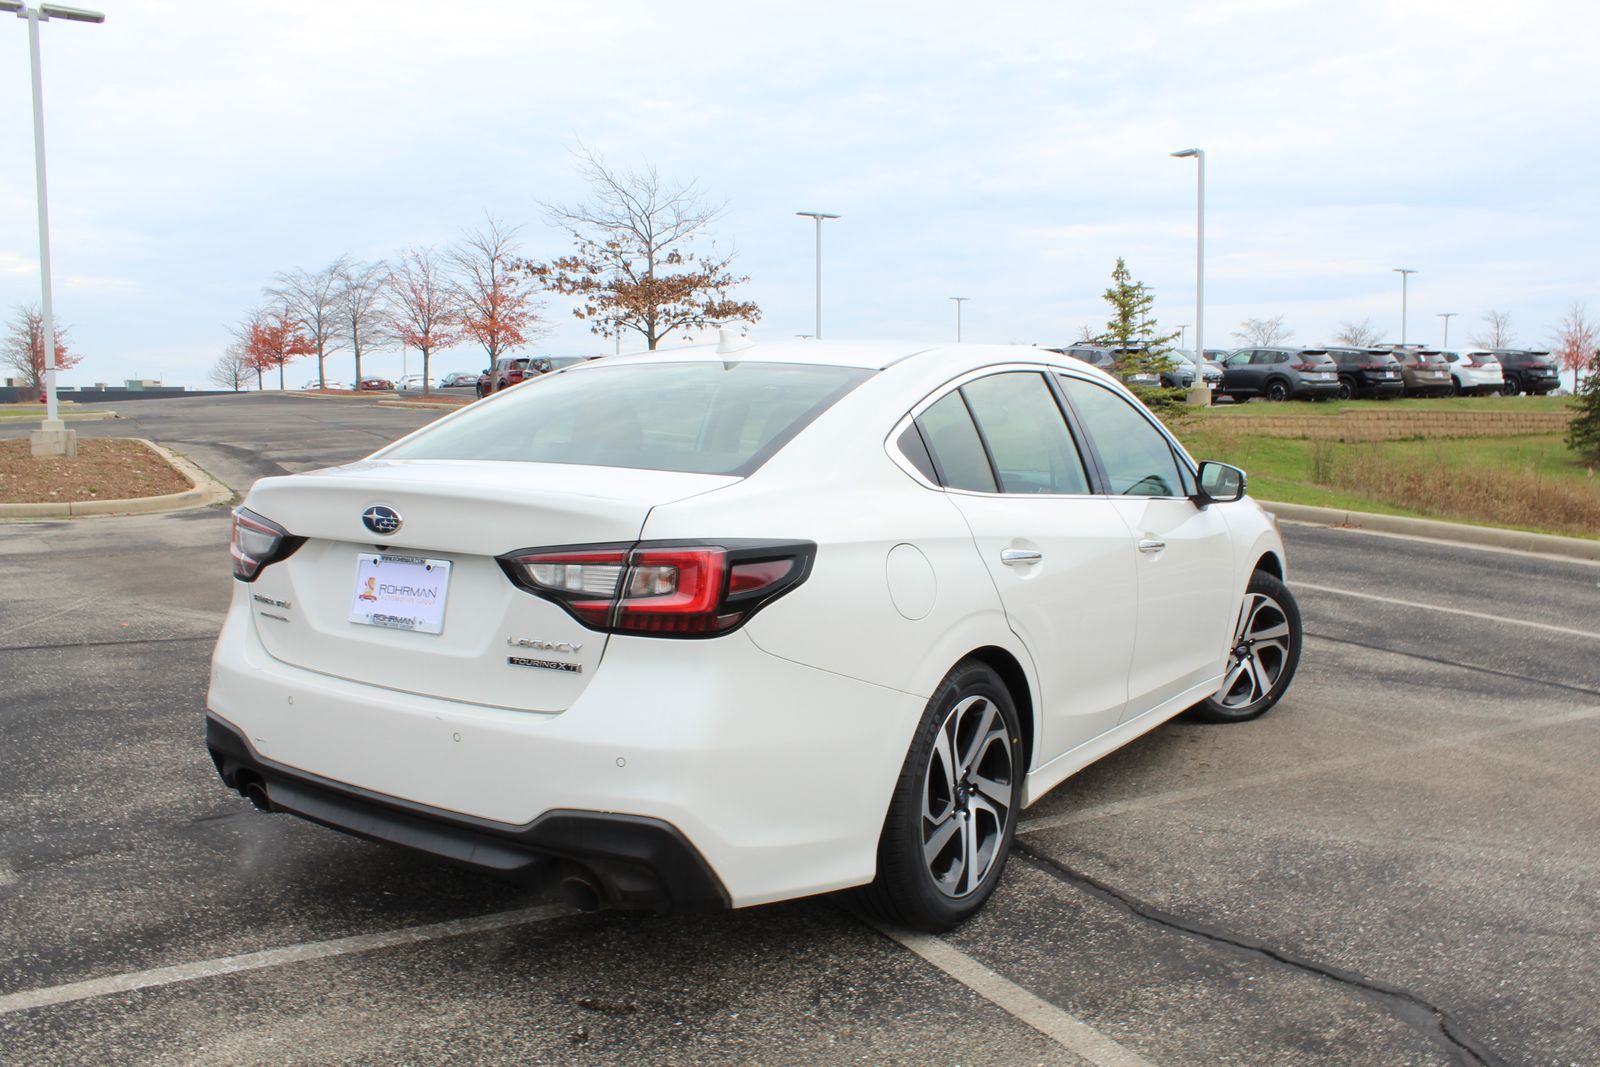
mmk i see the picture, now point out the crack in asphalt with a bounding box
[1013,843,1507,1067]
[1306,630,1600,700]
[0,635,214,654]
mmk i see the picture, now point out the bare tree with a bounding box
[267,255,350,388]
[526,145,760,350]
[1073,323,1096,343]
[334,259,393,386]
[1232,315,1293,346]
[388,247,463,395]
[1551,302,1598,394]
[1332,318,1383,347]
[1469,310,1514,349]
[450,216,542,369]
[209,341,252,392]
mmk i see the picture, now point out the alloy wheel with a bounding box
[922,694,1014,898]
[1216,592,1293,709]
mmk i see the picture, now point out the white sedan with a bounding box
[209,338,1301,930]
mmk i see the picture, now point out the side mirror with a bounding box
[1193,461,1246,506]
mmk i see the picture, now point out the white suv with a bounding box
[209,339,1301,930]
[1438,350,1504,396]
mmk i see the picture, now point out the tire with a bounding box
[1450,377,1462,396]
[857,661,1023,932]
[1265,379,1290,402]
[1190,571,1302,724]
[1336,377,1358,401]
[1501,376,1521,397]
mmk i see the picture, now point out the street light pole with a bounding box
[3,0,104,457]
[1170,148,1208,406]
[949,297,969,342]
[1176,324,1190,349]
[1393,268,1417,344]
[1437,312,1456,348]
[795,211,839,340]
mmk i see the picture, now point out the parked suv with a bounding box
[1217,347,1340,402]
[1436,350,1503,396]
[1170,349,1222,390]
[1050,345,1163,390]
[1380,347,1453,397]
[1489,350,1560,395]
[1323,348,1404,400]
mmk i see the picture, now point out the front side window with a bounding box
[382,361,871,476]
[1058,377,1186,497]
[960,373,1090,494]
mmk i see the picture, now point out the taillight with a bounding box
[500,540,815,637]
[229,507,304,582]
[1290,363,1316,371]
[1361,363,1387,370]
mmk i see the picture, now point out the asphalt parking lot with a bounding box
[3,394,1597,1065]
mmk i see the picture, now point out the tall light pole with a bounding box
[949,297,969,341]
[1437,312,1456,348]
[3,0,104,458]
[1170,148,1208,406]
[795,211,839,340]
[1176,323,1190,349]
[1393,268,1417,344]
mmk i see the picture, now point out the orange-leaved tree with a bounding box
[2,303,82,392]
[244,307,314,390]
[1551,302,1598,394]
[451,216,542,371]
[387,247,462,394]
[525,146,760,350]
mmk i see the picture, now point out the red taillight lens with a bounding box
[230,507,302,582]
[500,541,814,637]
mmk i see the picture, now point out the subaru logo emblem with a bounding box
[362,505,402,536]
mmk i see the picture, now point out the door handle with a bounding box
[1137,538,1166,554]
[1000,549,1042,566]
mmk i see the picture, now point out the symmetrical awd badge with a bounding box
[362,505,402,535]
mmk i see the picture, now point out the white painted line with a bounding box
[1294,581,1600,641]
[869,920,1157,1067]
[0,903,572,1016]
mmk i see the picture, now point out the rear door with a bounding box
[915,370,1137,758]
[1055,375,1237,716]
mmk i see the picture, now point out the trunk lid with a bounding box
[242,460,736,712]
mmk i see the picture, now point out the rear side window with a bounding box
[959,373,1090,494]
[916,392,997,492]
[382,361,871,476]
[1058,377,1186,497]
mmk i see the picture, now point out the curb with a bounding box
[0,410,118,422]
[0,438,234,521]
[1262,500,1600,563]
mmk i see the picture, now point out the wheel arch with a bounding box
[962,645,1036,773]
[1253,550,1284,581]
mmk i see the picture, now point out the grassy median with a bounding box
[1174,404,1599,539]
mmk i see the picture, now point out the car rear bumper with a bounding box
[1360,378,1405,396]
[1294,380,1341,398]
[206,714,729,912]
[206,598,923,909]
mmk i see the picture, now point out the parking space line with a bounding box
[1017,703,1600,837]
[867,920,1157,1067]
[1293,582,1600,640]
[0,904,572,1016]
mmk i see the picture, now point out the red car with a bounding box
[358,378,394,392]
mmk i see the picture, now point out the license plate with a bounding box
[1313,372,1334,380]
[349,553,452,634]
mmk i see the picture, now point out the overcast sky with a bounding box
[2,0,1597,387]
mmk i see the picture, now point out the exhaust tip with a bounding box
[561,874,604,913]
[243,780,271,812]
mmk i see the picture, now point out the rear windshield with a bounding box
[381,361,872,476]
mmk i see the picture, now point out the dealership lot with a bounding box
[2,395,1597,1065]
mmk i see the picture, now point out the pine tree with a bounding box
[1565,347,1600,462]
[1097,258,1185,414]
